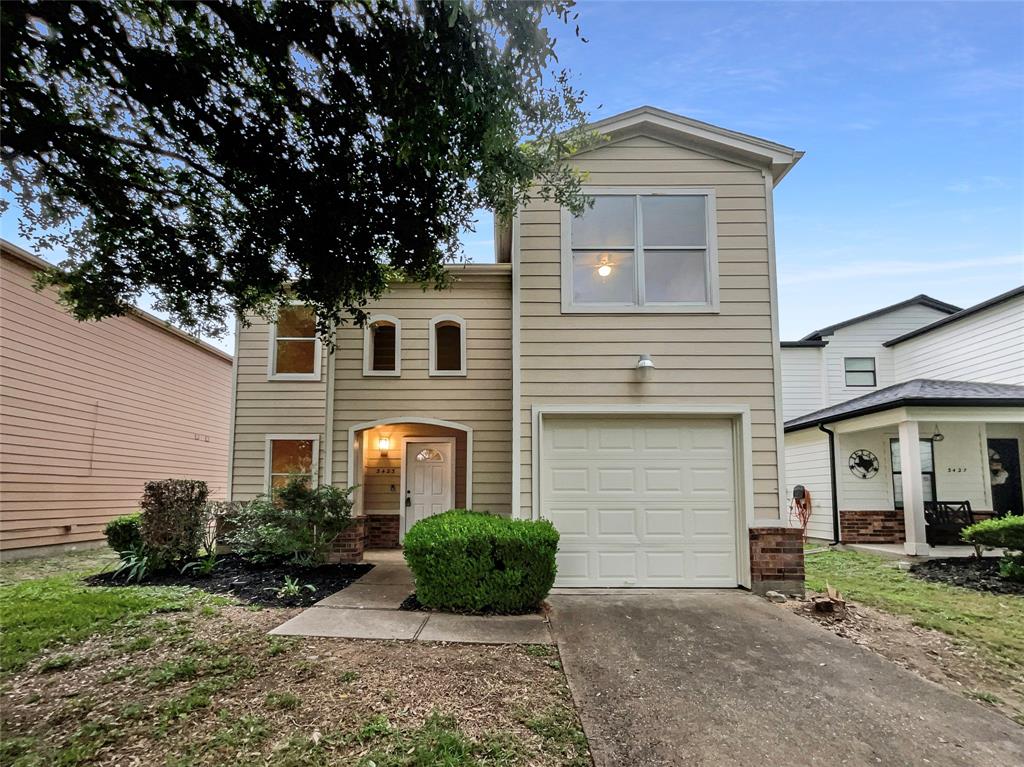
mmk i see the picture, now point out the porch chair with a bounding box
[923,501,975,547]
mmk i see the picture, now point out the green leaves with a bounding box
[403,509,559,614]
[2,0,593,340]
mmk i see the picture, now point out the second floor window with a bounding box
[363,316,401,376]
[430,315,467,376]
[269,305,320,380]
[844,357,876,387]
[563,190,718,313]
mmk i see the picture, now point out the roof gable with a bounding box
[883,285,1024,347]
[581,106,804,185]
[798,294,961,342]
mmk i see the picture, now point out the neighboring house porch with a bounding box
[784,380,1024,555]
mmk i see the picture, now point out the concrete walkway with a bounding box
[550,590,1024,767]
[269,549,552,644]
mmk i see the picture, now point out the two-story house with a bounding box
[227,106,806,593]
[780,287,1024,551]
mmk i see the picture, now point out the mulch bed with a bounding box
[909,557,1024,596]
[86,553,373,607]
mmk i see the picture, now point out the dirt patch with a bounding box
[910,557,1024,596]
[0,604,587,766]
[85,554,372,607]
[784,592,1024,725]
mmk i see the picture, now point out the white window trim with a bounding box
[560,186,720,314]
[362,314,402,377]
[264,434,320,492]
[428,314,468,377]
[267,301,322,381]
[844,356,877,388]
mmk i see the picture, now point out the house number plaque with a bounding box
[374,468,397,475]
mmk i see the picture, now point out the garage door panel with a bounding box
[596,508,638,537]
[546,507,589,536]
[543,417,739,588]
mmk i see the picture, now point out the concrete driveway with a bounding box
[549,590,1024,767]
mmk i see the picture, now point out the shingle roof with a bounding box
[784,379,1024,432]
[882,285,1024,347]
[797,295,961,342]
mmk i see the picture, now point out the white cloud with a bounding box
[780,254,1024,286]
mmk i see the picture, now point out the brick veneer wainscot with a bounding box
[748,527,804,597]
[366,514,401,548]
[328,517,366,563]
[839,509,905,544]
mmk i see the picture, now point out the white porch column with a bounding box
[899,420,929,556]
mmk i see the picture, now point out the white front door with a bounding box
[404,441,454,533]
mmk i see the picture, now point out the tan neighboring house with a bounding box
[0,240,233,556]
[229,106,806,592]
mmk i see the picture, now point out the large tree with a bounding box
[1,0,591,338]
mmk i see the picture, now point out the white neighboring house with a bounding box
[780,287,1024,553]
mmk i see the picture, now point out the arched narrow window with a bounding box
[429,314,467,376]
[363,315,401,376]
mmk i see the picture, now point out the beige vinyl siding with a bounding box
[230,314,328,500]
[892,295,1024,385]
[331,271,512,516]
[0,250,232,551]
[780,346,825,420]
[230,269,513,516]
[518,135,782,520]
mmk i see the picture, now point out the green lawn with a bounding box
[0,551,204,674]
[805,550,1024,670]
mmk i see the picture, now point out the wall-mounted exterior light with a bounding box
[636,354,655,370]
[378,435,391,456]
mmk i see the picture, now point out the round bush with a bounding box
[403,510,559,614]
[104,513,142,556]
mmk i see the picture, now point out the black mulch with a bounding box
[85,554,373,607]
[398,593,424,612]
[909,557,1024,596]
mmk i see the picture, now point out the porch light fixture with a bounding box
[636,354,655,370]
[596,256,612,278]
[377,435,391,456]
[931,424,944,442]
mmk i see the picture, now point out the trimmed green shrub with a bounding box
[223,477,354,565]
[104,513,142,558]
[139,479,209,569]
[962,515,1024,583]
[403,510,559,614]
[962,515,1024,551]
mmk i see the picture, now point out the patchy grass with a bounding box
[0,575,204,673]
[0,551,591,766]
[806,550,1024,669]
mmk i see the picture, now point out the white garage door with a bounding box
[541,417,738,587]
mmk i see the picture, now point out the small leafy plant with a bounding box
[113,547,151,584]
[269,576,316,600]
[179,554,218,577]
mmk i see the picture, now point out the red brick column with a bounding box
[839,510,905,544]
[329,517,366,563]
[365,514,401,548]
[749,527,804,596]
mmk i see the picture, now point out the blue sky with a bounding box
[4,1,1022,348]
